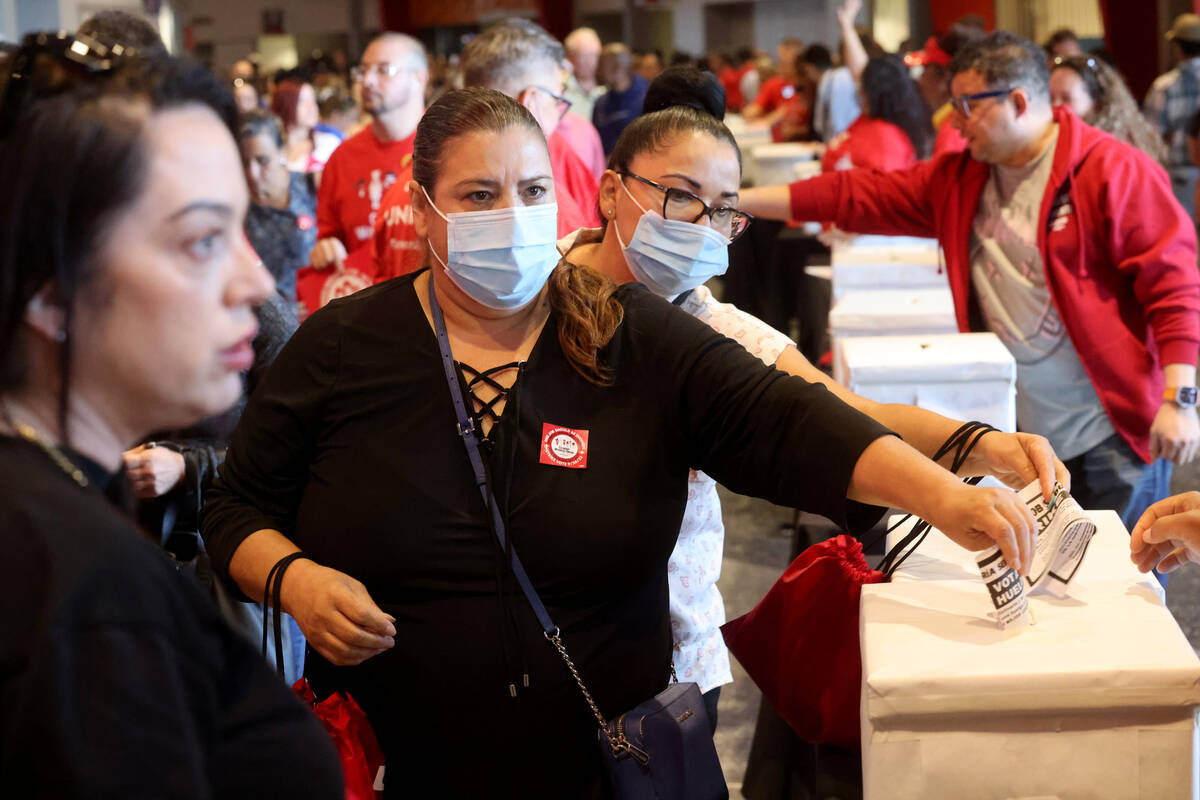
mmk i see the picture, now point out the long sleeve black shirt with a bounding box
[202,270,891,798]
[0,437,342,798]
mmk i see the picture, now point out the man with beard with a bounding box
[310,33,427,272]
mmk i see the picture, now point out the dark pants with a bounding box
[702,686,721,735]
[1062,433,1173,533]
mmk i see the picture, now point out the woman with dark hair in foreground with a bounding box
[0,34,341,796]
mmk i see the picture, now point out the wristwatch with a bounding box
[1163,386,1199,408]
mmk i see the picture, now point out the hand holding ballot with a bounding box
[960,430,1071,500]
[1130,492,1200,574]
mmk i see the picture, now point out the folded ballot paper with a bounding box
[974,480,1097,629]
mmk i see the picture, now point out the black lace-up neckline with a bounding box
[457,360,521,449]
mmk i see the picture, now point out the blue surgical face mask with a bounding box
[423,186,560,310]
[613,180,731,299]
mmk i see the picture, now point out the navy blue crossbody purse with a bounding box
[427,277,727,800]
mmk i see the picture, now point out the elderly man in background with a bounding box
[557,28,607,179]
[310,32,427,273]
[1146,13,1200,217]
[742,32,1200,533]
[563,27,606,121]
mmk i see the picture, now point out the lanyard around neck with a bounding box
[426,274,558,637]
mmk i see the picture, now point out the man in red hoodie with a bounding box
[741,32,1200,532]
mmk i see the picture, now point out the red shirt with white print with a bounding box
[316,126,416,253]
[373,159,423,283]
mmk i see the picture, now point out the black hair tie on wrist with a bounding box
[866,421,998,577]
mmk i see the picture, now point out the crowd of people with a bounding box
[2,3,1200,798]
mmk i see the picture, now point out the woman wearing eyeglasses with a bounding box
[204,86,1047,797]
[560,73,1067,729]
[1049,54,1166,164]
[0,36,341,796]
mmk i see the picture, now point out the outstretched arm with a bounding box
[846,433,1035,574]
[775,345,1068,500]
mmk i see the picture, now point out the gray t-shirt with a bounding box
[970,125,1114,459]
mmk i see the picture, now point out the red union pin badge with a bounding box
[540,423,589,469]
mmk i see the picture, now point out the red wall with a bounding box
[378,0,572,38]
[929,0,995,34]
[1100,0,1164,101]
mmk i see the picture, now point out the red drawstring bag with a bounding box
[295,246,378,322]
[265,557,385,799]
[721,422,992,749]
[721,535,883,748]
[294,678,385,800]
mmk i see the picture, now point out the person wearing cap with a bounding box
[906,24,985,156]
[1145,13,1200,217]
[740,32,1200,540]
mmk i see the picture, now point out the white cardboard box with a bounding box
[829,289,957,383]
[861,512,1200,799]
[839,332,1016,432]
[725,116,772,185]
[831,236,946,301]
[749,141,823,186]
[832,235,941,261]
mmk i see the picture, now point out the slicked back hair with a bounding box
[461,18,563,95]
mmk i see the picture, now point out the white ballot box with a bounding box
[833,234,940,259]
[749,141,823,186]
[829,289,957,382]
[831,236,946,301]
[792,160,822,181]
[725,116,772,184]
[861,511,1200,799]
[839,332,1016,432]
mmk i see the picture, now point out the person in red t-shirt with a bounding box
[742,39,804,114]
[555,110,606,179]
[373,18,600,280]
[904,26,982,157]
[821,55,933,173]
[708,49,743,112]
[310,33,427,273]
[742,38,813,142]
[372,157,419,282]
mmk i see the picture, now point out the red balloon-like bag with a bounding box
[720,535,884,749]
[294,678,385,800]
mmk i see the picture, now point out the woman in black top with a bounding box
[203,89,1034,798]
[0,36,342,797]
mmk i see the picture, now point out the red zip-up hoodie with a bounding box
[789,107,1200,462]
